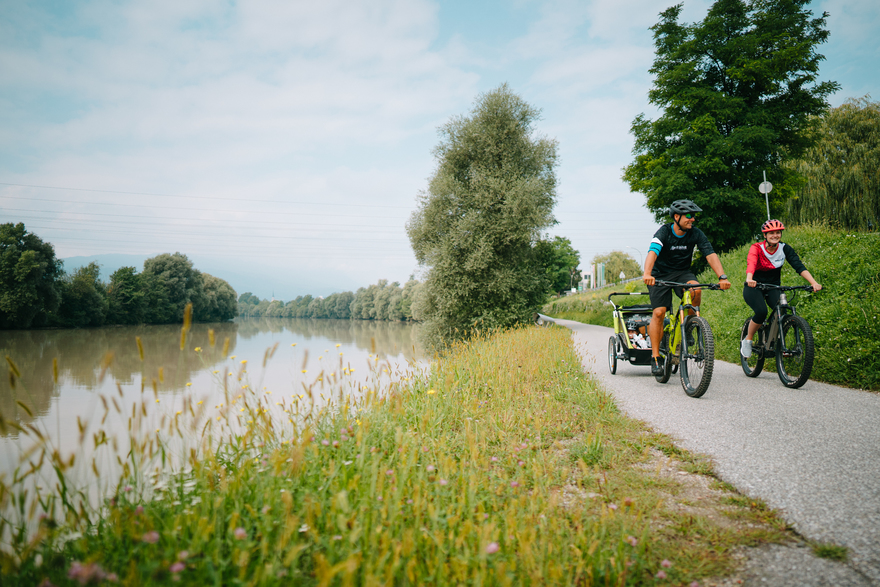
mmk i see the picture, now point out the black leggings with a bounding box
[743,285,781,325]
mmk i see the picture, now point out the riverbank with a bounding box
[3,326,797,585]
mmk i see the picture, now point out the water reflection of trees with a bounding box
[0,323,238,433]
[234,318,426,359]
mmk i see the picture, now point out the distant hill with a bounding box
[60,254,359,302]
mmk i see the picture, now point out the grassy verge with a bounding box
[545,225,880,391]
[3,326,794,585]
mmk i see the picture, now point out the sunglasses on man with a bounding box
[683,213,696,219]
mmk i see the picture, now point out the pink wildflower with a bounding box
[661,559,672,568]
[169,562,185,573]
[439,479,448,486]
[142,531,160,544]
[233,527,247,540]
[426,465,435,472]
[486,542,500,554]
[656,570,667,579]
[510,481,520,488]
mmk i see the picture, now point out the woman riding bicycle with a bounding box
[741,219,822,358]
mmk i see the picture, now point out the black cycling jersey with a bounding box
[648,223,715,275]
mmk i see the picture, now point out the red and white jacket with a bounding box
[746,241,807,285]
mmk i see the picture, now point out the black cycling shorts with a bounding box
[649,269,697,311]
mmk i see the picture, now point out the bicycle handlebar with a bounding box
[653,280,722,290]
[746,283,815,293]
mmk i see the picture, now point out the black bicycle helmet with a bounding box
[669,199,703,216]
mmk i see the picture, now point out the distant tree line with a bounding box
[237,279,422,321]
[0,223,237,329]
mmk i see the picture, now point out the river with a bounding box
[0,318,426,480]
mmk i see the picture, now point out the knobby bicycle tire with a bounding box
[740,317,765,377]
[608,336,618,375]
[680,316,714,398]
[655,330,672,383]
[776,315,814,388]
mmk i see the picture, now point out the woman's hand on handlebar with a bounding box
[745,279,757,288]
[643,274,655,286]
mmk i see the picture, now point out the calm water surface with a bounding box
[0,318,426,477]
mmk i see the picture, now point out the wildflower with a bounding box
[518,460,525,467]
[490,456,499,462]
[178,551,189,561]
[407,499,413,504]
[142,531,160,544]
[170,562,185,573]
[386,469,394,476]
[240,359,247,364]
[298,524,309,533]
[197,400,203,405]
[661,559,672,568]
[608,503,618,511]
[194,347,201,352]
[439,479,448,486]
[233,527,247,540]
[426,465,435,472]
[186,382,192,387]
[333,441,340,448]
[135,505,144,515]
[68,561,110,583]
[291,343,297,346]
[486,542,500,554]
[690,582,700,587]
[321,440,330,446]
[427,389,436,394]
[656,570,667,579]
[626,535,637,547]
[336,344,341,347]
[230,355,236,359]
[624,497,634,507]
[333,535,342,541]
[301,370,307,373]
[124,485,133,492]
[510,481,519,488]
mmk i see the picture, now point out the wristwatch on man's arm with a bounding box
[718,274,728,281]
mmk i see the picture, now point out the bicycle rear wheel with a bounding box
[740,318,765,377]
[608,336,619,374]
[680,316,714,398]
[655,330,672,383]
[776,315,814,388]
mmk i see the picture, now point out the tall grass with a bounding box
[2,325,789,585]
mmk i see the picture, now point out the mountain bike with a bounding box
[740,284,816,388]
[654,281,721,398]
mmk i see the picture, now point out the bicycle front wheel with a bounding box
[740,318,765,377]
[655,330,672,383]
[776,315,814,388]
[680,316,714,398]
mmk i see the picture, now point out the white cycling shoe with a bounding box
[740,339,753,358]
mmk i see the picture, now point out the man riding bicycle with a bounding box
[642,199,732,376]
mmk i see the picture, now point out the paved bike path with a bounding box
[556,318,880,585]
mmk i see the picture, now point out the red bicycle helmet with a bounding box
[761,219,785,233]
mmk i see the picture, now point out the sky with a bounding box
[1,0,877,301]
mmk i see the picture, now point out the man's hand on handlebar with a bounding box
[719,277,731,291]
[643,274,655,286]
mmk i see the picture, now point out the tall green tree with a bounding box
[0,223,62,329]
[142,253,206,324]
[623,0,839,252]
[407,84,558,343]
[786,96,880,230]
[55,262,108,327]
[535,236,581,295]
[199,273,238,322]
[107,266,146,325]
[591,251,641,284]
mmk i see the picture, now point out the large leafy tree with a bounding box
[623,0,839,252]
[107,266,146,325]
[199,273,238,322]
[0,223,62,329]
[591,251,641,284]
[142,253,207,324]
[54,262,108,327]
[786,96,880,230]
[407,84,558,343]
[535,236,581,295]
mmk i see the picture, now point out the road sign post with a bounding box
[758,171,772,220]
